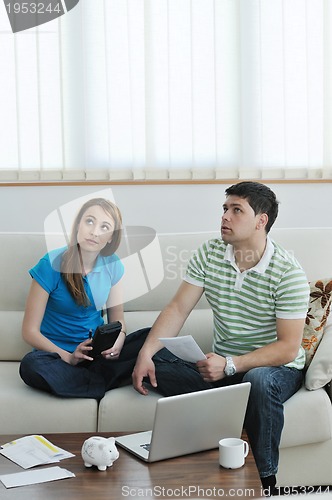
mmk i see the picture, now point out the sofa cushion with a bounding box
[0,362,98,434]
[98,385,161,432]
[302,278,332,367]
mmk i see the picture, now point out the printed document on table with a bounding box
[159,335,207,363]
[0,466,75,488]
[0,435,74,469]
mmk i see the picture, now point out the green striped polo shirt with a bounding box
[185,237,310,370]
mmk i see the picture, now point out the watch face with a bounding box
[228,366,236,376]
[225,357,236,376]
[225,366,235,376]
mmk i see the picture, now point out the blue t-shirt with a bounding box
[29,247,124,352]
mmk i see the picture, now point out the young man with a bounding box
[132,181,310,495]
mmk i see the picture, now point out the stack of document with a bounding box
[0,435,74,469]
[0,435,75,489]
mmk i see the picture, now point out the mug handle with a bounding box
[243,441,249,457]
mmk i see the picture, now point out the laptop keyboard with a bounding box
[140,443,150,451]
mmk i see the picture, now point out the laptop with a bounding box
[115,382,251,462]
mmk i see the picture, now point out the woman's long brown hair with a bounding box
[61,198,122,306]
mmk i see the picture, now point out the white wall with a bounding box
[1,182,331,234]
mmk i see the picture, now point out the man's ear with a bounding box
[257,213,268,230]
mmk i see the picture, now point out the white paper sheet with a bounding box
[159,335,207,363]
[0,435,75,469]
[0,466,75,488]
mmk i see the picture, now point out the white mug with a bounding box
[219,437,249,469]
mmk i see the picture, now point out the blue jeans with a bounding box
[20,328,150,399]
[151,348,304,478]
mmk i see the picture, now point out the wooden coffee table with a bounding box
[0,432,263,499]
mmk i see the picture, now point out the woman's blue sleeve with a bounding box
[29,251,61,294]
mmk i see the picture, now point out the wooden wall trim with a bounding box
[0,178,332,187]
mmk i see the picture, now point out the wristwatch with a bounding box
[224,356,236,377]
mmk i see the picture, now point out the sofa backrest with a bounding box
[269,227,332,283]
[1,228,332,362]
[1,228,332,314]
[124,227,332,311]
[0,231,215,313]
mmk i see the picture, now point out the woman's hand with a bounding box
[101,330,126,360]
[68,338,94,365]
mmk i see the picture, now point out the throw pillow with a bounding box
[302,278,332,368]
[305,317,332,390]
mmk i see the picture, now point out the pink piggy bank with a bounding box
[81,436,119,471]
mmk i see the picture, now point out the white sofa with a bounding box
[1,228,332,488]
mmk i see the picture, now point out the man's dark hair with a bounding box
[225,181,279,233]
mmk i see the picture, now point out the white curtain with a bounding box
[0,0,331,181]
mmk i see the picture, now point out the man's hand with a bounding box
[132,353,158,396]
[196,352,226,382]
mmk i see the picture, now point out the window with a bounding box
[0,0,331,182]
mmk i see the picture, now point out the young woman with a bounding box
[20,198,149,399]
